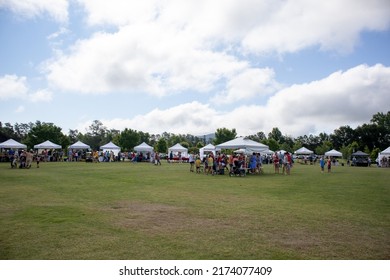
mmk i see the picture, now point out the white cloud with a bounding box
[0,75,53,102]
[44,0,390,99]
[44,24,249,96]
[30,89,53,102]
[76,64,390,137]
[0,75,29,100]
[15,105,25,113]
[211,68,281,104]
[264,64,390,136]
[0,0,69,22]
[78,101,221,135]
[241,0,390,54]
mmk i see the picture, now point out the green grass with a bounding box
[0,161,389,260]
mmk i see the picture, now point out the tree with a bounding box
[117,128,140,151]
[213,128,237,145]
[370,111,390,149]
[247,131,267,143]
[24,121,66,149]
[268,127,283,143]
[315,141,332,155]
[68,129,79,144]
[156,138,167,153]
[264,138,279,152]
[0,122,17,142]
[83,120,109,150]
[14,122,32,141]
[331,125,355,150]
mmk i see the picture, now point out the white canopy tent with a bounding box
[215,137,268,153]
[168,143,188,157]
[34,140,61,149]
[325,149,342,157]
[380,146,390,155]
[261,149,274,155]
[294,147,314,155]
[134,142,154,152]
[199,143,218,159]
[69,141,90,150]
[0,139,27,149]
[100,141,121,156]
[377,146,390,166]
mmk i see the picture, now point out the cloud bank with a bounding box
[1,0,390,137]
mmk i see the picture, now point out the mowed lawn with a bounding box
[0,160,389,260]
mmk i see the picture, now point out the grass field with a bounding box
[0,160,389,260]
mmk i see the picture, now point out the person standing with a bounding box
[327,157,332,173]
[249,153,257,174]
[195,156,202,173]
[8,149,15,168]
[284,152,292,175]
[155,153,161,165]
[273,152,279,174]
[169,150,173,163]
[189,153,195,172]
[25,150,33,168]
[320,156,325,173]
[207,154,214,175]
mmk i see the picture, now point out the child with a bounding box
[195,157,201,174]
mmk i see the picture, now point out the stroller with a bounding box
[229,159,246,177]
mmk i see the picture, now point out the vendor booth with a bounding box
[34,140,62,161]
[351,151,369,166]
[377,146,390,167]
[100,141,120,153]
[199,143,219,160]
[168,143,188,162]
[0,138,27,149]
[0,139,27,162]
[216,137,268,153]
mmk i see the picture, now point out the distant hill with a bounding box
[197,133,215,144]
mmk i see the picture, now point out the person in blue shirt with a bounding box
[320,156,325,173]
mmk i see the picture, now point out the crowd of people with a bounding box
[183,151,296,176]
[4,146,388,176]
[6,149,40,169]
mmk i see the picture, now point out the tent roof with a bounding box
[134,142,153,152]
[34,140,61,149]
[168,143,188,152]
[201,143,216,151]
[100,141,120,150]
[69,140,90,150]
[325,149,342,157]
[352,150,369,156]
[294,147,313,154]
[262,149,274,155]
[215,137,268,151]
[0,139,27,149]
[380,146,390,155]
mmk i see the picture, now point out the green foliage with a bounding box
[268,127,283,143]
[315,141,332,155]
[265,138,279,151]
[1,111,389,156]
[213,128,237,145]
[371,147,380,161]
[155,138,167,153]
[23,121,66,149]
[117,128,140,151]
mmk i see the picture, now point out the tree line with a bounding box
[1,111,389,160]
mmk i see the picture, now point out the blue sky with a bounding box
[1,0,390,137]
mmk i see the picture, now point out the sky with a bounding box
[1,0,390,138]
